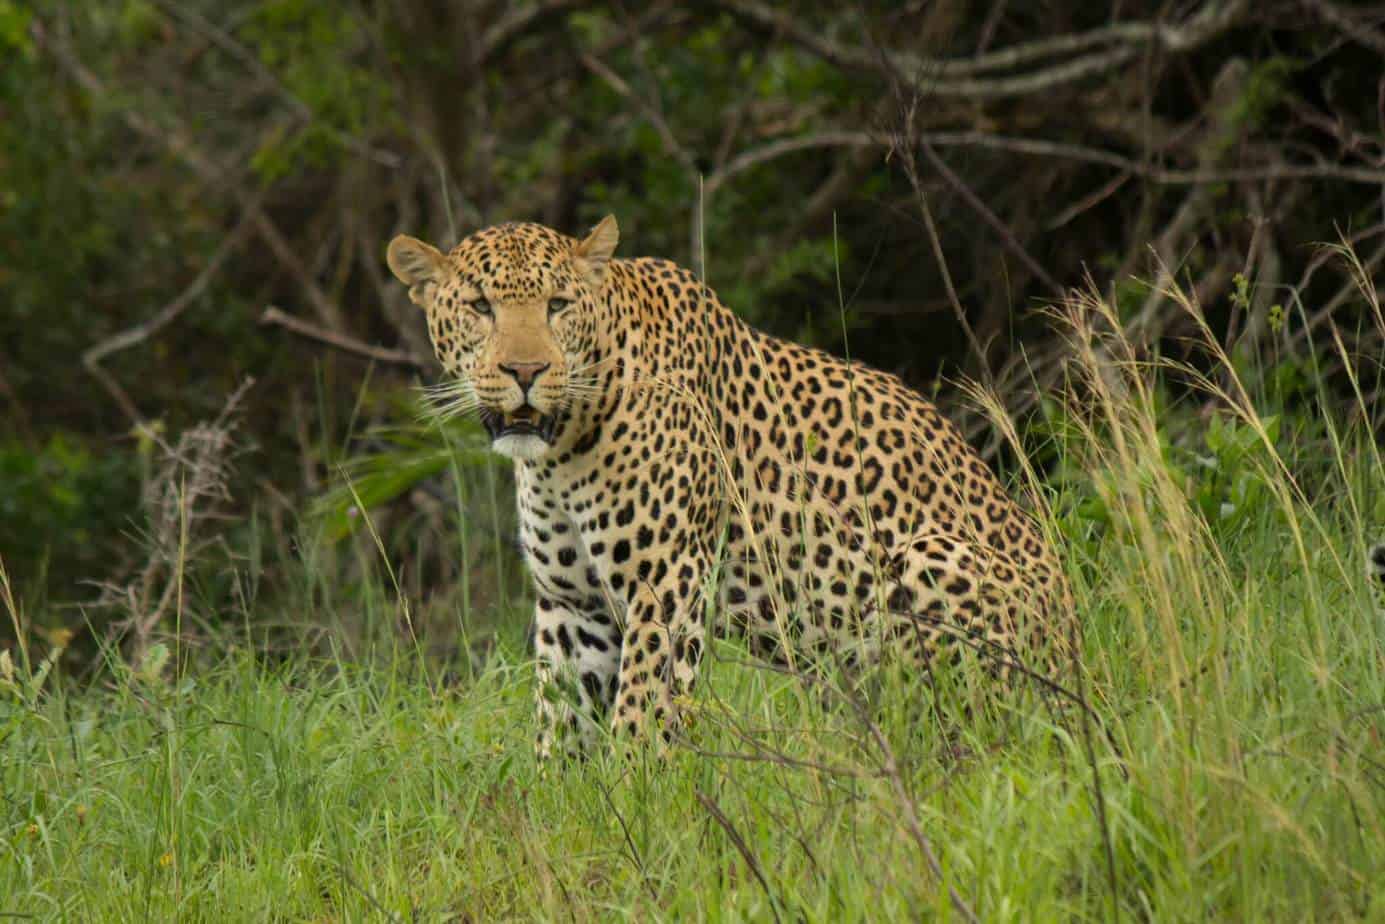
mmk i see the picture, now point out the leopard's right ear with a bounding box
[573,214,619,290]
[386,235,446,307]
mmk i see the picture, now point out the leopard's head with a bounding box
[386,217,619,461]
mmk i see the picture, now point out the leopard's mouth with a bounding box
[480,405,558,443]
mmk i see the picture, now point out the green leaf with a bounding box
[0,0,33,56]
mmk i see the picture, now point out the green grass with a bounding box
[3,281,1384,921]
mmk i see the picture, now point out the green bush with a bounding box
[0,435,140,599]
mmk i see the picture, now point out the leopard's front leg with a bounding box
[533,595,622,761]
[611,552,709,748]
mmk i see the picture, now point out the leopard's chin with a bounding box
[480,406,558,460]
[490,433,551,461]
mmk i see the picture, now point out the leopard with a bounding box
[387,215,1074,759]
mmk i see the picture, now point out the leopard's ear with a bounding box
[573,215,619,290]
[386,235,447,308]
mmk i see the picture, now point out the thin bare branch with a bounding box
[82,206,260,422]
[482,0,585,60]
[975,0,1009,54]
[705,128,1385,204]
[891,96,993,382]
[596,780,661,903]
[833,679,981,924]
[32,17,352,334]
[1302,0,1385,56]
[928,131,1385,185]
[917,141,1064,297]
[145,0,400,167]
[706,131,878,197]
[84,210,258,371]
[252,213,350,333]
[259,306,424,368]
[1047,170,1134,231]
[716,0,1248,96]
[579,52,698,175]
[695,790,785,924]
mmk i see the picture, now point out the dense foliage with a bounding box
[4,0,1384,608]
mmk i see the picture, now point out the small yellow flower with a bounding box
[25,823,38,838]
[75,805,88,825]
[159,852,174,868]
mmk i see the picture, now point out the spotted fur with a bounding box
[387,216,1074,758]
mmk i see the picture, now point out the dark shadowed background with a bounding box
[2,0,1383,650]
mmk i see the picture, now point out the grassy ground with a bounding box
[3,285,1383,921]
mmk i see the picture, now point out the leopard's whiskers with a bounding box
[561,376,603,404]
[566,355,620,377]
[417,378,481,422]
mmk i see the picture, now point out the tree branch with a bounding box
[705,131,880,198]
[893,102,993,382]
[259,307,424,368]
[145,0,400,167]
[32,17,352,334]
[579,51,697,175]
[482,0,586,60]
[716,0,1249,97]
[82,204,262,422]
[705,128,1385,194]
[917,141,1064,297]
[1302,0,1385,56]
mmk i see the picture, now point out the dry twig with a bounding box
[259,307,424,368]
[694,790,786,924]
[95,380,254,660]
[82,204,262,422]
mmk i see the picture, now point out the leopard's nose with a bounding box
[498,361,551,395]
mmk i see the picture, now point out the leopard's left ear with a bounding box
[573,214,619,289]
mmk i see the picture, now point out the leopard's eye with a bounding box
[469,297,492,317]
[548,297,572,316]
